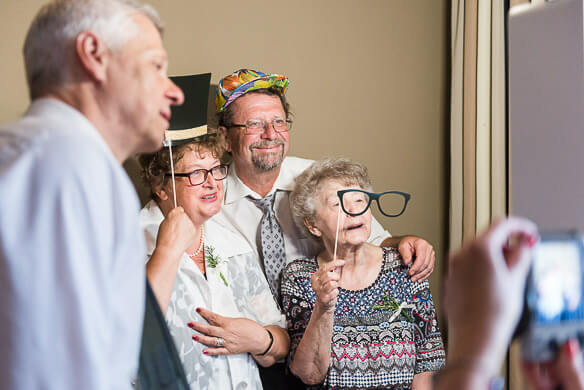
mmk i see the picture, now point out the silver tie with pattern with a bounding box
[251,192,286,300]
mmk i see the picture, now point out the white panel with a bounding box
[476,0,493,231]
[509,0,584,231]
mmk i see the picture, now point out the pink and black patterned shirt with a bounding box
[281,248,445,389]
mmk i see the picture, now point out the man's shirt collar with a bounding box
[223,157,295,204]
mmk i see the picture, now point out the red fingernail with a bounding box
[187,322,194,328]
[527,235,539,247]
[196,308,201,313]
[192,335,199,341]
[567,339,579,359]
[203,350,208,355]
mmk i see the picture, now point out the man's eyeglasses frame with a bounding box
[229,118,293,135]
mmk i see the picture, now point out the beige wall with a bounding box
[0,1,449,304]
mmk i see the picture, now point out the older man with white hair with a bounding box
[0,0,186,388]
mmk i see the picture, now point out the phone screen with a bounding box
[529,240,584,323]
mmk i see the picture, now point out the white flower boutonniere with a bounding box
[205,245,228,286]
[372,292,415,322]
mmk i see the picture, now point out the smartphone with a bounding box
[519,232,584,362]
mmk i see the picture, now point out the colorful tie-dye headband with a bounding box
[215,69,289,112]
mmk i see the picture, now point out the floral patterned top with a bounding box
[281,248,445,389]
[141,201,285,390]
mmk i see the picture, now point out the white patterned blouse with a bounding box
[141,200,285,390]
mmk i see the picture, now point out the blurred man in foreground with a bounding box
[436,217,583,389]
[0,0,183,388]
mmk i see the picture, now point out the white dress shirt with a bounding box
[0,99,145,389]
[141,200,285,390]
[214,156,391,273]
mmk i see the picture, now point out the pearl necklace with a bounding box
[187,226,205,257]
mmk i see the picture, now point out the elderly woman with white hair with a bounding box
[281,158,445,389]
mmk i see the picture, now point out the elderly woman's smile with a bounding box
[200,192,219,201]
[344,222,365,231]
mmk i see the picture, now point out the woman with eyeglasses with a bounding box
[138,136,289,389]
[282,158,445,389]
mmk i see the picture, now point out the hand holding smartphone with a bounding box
[516,232,584,362]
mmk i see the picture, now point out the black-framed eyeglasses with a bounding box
[336,189,411,217]
[229,118,293,135]
[165,164,229,186]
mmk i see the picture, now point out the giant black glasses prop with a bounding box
[331,189,411,263]
[336,190,411,218]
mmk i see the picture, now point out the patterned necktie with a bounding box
[251,192,286,300]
